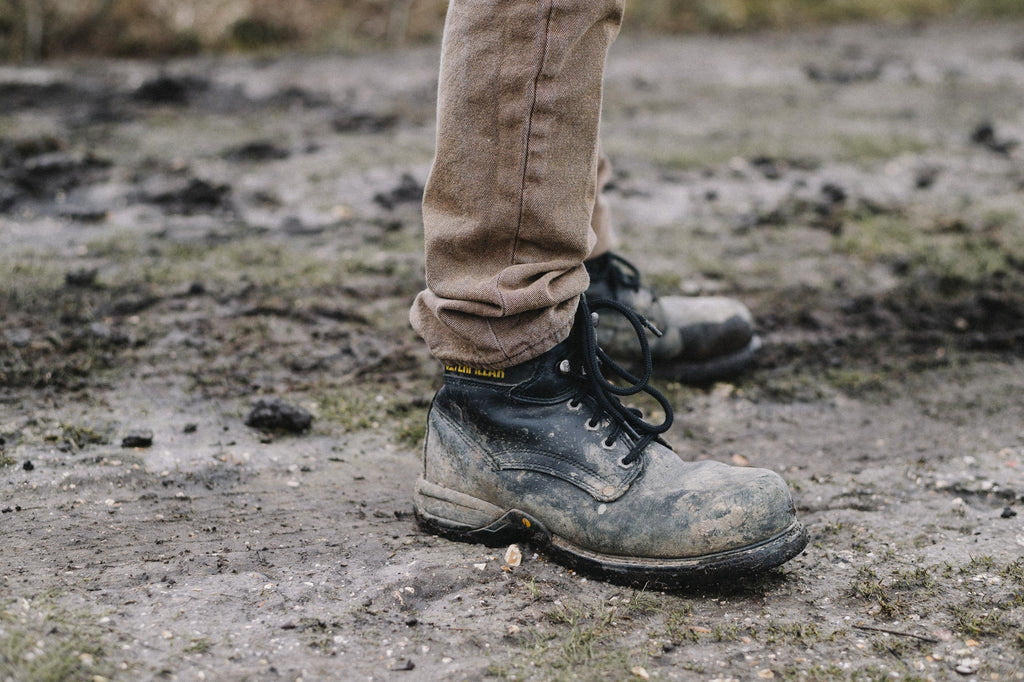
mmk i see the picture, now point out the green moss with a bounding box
[836,211,1024,290]
[183,637,214,654]
[952,603,1012,638]
[47,423,113,450]
[0,596,120,682]
[315,386,428,447]
[824,368,891,397]
[762,621,825,646]
[625,0,1024,33]
[848,566,908,619]
[835,133,929,162]
[494,595,656,681]
[662,606,701,644]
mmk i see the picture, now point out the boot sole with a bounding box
[659,335,762,384]
[414,478,807,588]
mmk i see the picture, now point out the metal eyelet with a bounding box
[618,456,636,468]
[585,418,601,431]
[566,399,582,412]
[558,359,571,374]
[601,438,616,450]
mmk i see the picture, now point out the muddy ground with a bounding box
[2,19,1024,682]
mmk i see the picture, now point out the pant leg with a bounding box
[409,0,625,369]
[588,152,617,259]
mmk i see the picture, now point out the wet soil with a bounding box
[2,19,1024,682]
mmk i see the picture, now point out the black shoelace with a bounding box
[564,295,674,466]
[584,251,644,299]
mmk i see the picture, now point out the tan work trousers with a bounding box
[409,0,624,370]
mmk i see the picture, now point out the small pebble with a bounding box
[504,544,522,568]
[955,657,980,675]
[5,328,32,347]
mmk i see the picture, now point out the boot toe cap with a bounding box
[656,296,755,360]
[555,459,798,561]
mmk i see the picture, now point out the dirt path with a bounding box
[2,19,1024,681]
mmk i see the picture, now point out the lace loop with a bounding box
[586,252,663,337]
[586,252,642,297]
[566,295,674,466]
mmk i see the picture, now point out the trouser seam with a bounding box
[495,0,556,363]
[511,1,555,270]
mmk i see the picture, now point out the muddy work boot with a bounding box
[585,252,760,383]
[414,296,806,587]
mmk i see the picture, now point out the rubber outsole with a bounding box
[659,335,762,384]
[414,495,808,589]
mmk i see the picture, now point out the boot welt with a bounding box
[414,478,807,588]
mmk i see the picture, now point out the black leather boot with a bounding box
[586,252,760,383]
[414,295,806,587]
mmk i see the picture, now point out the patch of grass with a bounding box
[44,423,113,451]
[644,271,684,296]
[292,618,345,655]
[317,389,384,432]
[951,603,1011,638]
[0,336,121,391]
[948,556,1024,636]
[622,588,663,619]
[780,662,847,680]
[870,633,930,659]
[396,418,427,450]
[754,368,831,403]
[762,620,827,646]
[626,0,1024,33]
[834,215,919,264]
[6,0,1024,62]
[315,385,428,447]
[662,605,702,644]
[823,367,891,396]
[84,227,422,301]
[845,555,1023,656]
[183,637,213,654]
[0,251,136,390]
[889,565,938,593]
[835,132,929,162]
[0,253,67,317]
[848,565,914,619]
[496,596,655,681]
[0,596,120,681]
[711,622,748,642]
[836,211,1024,291]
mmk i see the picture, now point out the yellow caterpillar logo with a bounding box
[445,364,505,379]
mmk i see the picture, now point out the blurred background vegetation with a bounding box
[1,0,1022,61]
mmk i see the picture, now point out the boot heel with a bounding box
[414,479,535,546]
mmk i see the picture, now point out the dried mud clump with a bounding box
[245,398,314,433]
